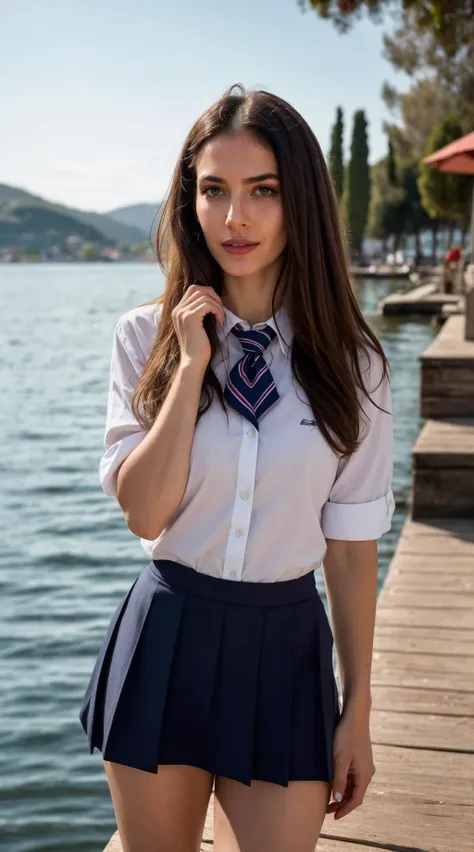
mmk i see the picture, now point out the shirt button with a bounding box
[239,490,250,500]
[247,427,255,437]
[229,570,237,578]
[235,528,243,537]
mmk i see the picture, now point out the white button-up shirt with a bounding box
[99,301,395,582]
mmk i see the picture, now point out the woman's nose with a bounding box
[225,196,249,229]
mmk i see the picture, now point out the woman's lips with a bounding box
[222,243,259,255]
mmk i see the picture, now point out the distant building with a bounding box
[65,235,85,247]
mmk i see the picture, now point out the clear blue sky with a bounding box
[1,0,408,213]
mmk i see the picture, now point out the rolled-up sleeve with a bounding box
[99,317,148,498]
[321,348,395,541]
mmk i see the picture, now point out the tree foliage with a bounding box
[382,8,474,151]
[400,162,433,238]
[328,106,344,200]
[382,78,457,162]
[387,139,398,186]
[302,0,474,56]
[368,159,405,244]
[418,118,473,225]
[344,110,370,253]
[369,126,434,252]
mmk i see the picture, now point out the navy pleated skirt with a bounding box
[79,559,341,787]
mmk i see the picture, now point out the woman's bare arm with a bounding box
[322,538,378,719]
[116,361,206,540]
[114,284,224,540]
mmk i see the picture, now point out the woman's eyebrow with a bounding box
[198,172,279,185]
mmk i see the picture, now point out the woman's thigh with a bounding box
[104,761,214,852]
[213,775,331,852]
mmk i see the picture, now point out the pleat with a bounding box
[79,574,140,752]
[79,559,340,786]
[252,604,294,786]
[208,604,264,786]
[288,598,321,781]
[157,592,226,770]
[101,569,186,772]
[313,594,339,781]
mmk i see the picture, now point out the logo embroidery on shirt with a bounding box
[300,418,317,426]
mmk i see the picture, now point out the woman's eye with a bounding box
[201,185,278,198]
[255,185,276,196]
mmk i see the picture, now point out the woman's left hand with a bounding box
[327,709,376,820]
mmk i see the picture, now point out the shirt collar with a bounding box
[216,302,293,356]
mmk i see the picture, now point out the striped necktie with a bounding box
[224,323,280,429]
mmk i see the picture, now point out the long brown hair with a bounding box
[133,83,390,457]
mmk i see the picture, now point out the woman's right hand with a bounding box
[172,284,225,373]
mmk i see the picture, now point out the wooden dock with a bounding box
[351,265,411,279]
[103,313,474,852]
[419,314,474,418]
[380,281,462,316]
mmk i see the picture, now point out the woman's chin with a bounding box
[217,254,265,277]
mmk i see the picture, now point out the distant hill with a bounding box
[0,183,149,246]
[107,202,161,239]
[0,203,112,251]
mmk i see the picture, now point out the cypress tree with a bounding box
[328,107,344,201]
[387,138,398,186]
[345,110,371,254]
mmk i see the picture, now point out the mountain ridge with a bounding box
[0,183,152,245]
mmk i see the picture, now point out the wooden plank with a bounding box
[396,537,474,556]
[413,418,474,464]
[400,518,474,538]
[351,265,412,279]
[382,571,474,591]
[316,843,382,852]
[373,623,474,655]
[380,287,461,317]
[422,293,461,304]
[370,709,474,752]
[105,824,387,851]
[420,314,474,362]
[388,555,474,574]
[320,744,474,852]
[371,659,473,692]
[202,795,399,852]
[103,833,121,851]
[378,588,474,609]
[375,605,474,630]
[398,521,474,544]
[371,684,474,716]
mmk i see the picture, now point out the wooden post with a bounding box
[454,258,465,295]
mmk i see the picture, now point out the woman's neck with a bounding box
[222,272,284,326]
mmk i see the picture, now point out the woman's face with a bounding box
[194,130,287,277]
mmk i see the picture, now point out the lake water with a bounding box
[0,263,435,852]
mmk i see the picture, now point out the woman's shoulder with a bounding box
[115,300,164,362]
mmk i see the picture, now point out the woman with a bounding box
[79,83,395,852]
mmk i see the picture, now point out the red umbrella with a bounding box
[423,130,474,258]
[423,131,474,174]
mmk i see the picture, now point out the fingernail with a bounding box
[335,792,342,802]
